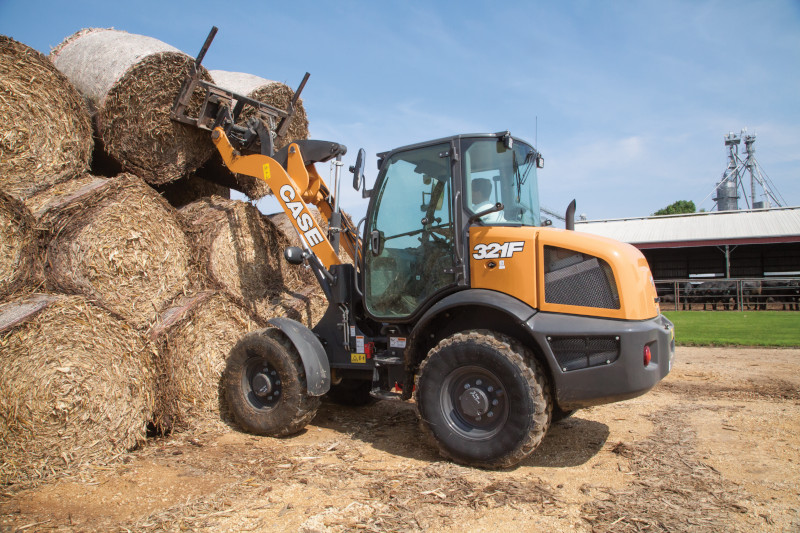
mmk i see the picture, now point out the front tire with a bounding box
[415,331,551,468]
[223,329,319,437]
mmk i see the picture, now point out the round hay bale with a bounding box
[203,70,311,200]
[0,294,157,486]
[44,173,196,329]
[149,291,261,430]
[209,70,309,151]
[0,191,41,298]
[179,197,316,324]
[50,28,214,185]
[0,35,92,199]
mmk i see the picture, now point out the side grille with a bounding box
[544,246,620,309]
[548,336,620,371]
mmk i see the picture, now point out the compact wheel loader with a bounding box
[172,28,675,469]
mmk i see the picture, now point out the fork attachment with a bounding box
[170,26,309,157]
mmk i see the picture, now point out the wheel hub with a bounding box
[459,387,489,418]
[252,372,273,397]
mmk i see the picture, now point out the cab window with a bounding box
[463,139,541,226]
[364,143,456,318]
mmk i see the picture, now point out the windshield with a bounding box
[463,138,541,226]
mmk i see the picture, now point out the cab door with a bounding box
[364,143,456,319]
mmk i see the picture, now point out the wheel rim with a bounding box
[242,352,282,410]
[439,365,509,441]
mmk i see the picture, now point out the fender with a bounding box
[267,317,330,396]
[407,289,538,360]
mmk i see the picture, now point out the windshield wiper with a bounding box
[512,149,535,202]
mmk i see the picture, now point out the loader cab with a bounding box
[362,133,542,320]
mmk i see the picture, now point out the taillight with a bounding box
[643,345,652,367]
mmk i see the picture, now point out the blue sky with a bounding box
[2,0,798,224]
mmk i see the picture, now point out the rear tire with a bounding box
[223,329,319,437]
[415,330,551,469]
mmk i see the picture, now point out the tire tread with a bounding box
[415,330,551,468]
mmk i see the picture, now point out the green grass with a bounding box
[663,311,800,347]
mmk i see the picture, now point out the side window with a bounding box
[464,139,541,226]
[365,144,455,318]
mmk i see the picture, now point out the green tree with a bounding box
[653,200,696,216]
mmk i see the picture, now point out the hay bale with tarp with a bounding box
[0,35,92,199]
[50,28,214,185]
[179,196,321,325]
[196,70,310,200]
[0,191,41,298]
[149,291,260,431]
[43,173,196,329]
[0,294,157,486]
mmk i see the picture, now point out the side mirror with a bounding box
[536,155,544,169]
[284,246,305,265]
[350,148,366,191]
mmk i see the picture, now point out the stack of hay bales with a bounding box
[0,27,341,487]
[0,30,333,486]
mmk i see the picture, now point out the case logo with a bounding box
[472,241,525,260]
[279,184,324,247]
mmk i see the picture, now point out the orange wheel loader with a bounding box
[171,28,675,468]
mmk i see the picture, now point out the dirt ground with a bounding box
[2,346,799,532]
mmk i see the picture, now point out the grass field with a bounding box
[663,311,800,347]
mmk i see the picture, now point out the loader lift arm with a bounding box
[211,127,362,269]
[171,27,361,272]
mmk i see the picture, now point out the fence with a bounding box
[655,278,800,311]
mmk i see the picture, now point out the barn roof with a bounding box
[574,206,800,249]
